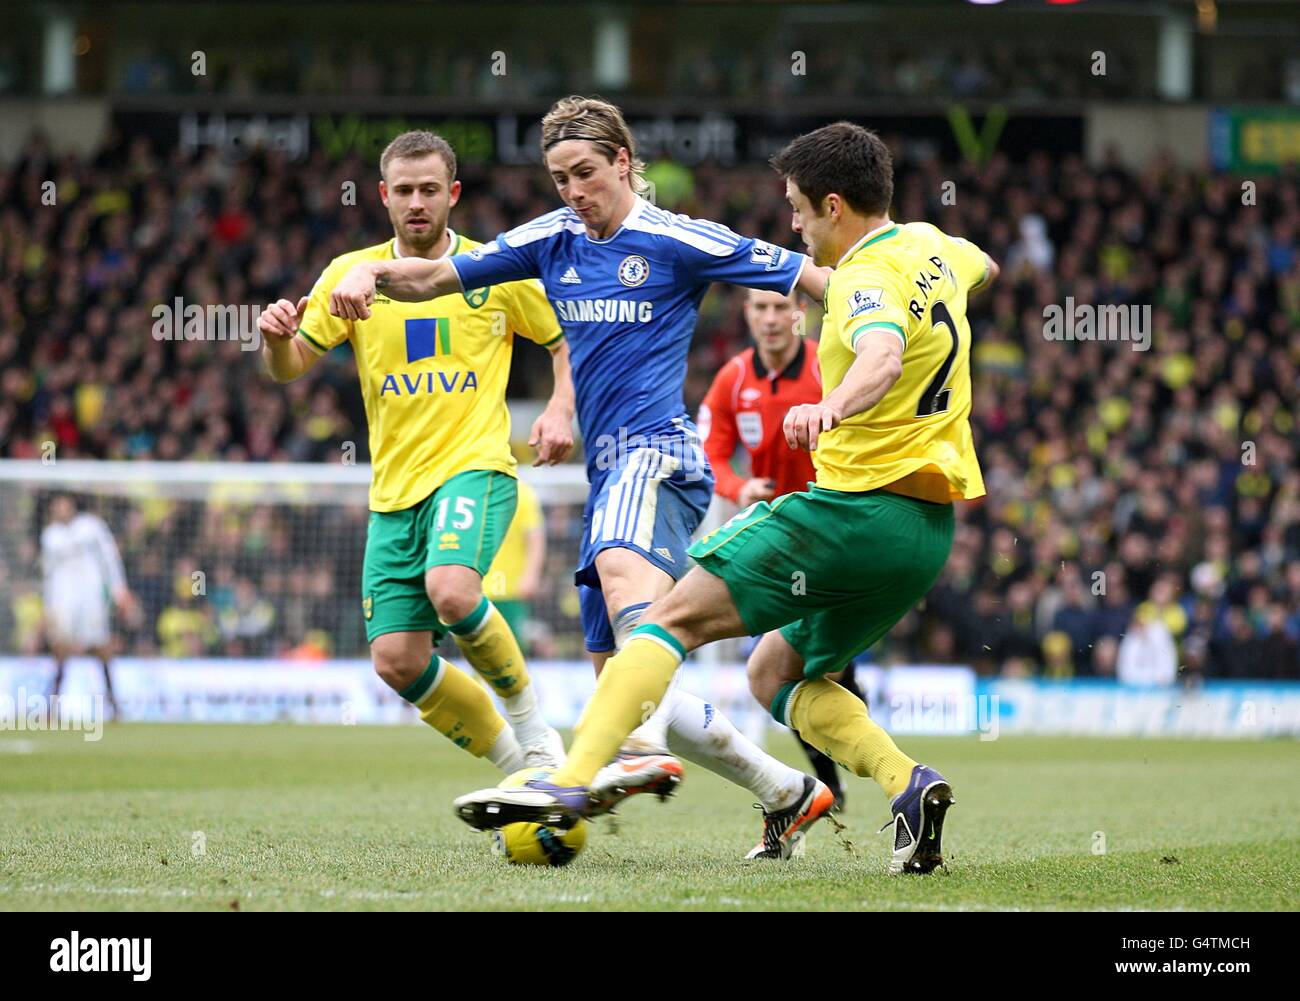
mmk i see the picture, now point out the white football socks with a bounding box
[487,725,525,774]
[666,690,805,812]
[500,682,551,750]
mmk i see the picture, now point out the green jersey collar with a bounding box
[837,220,898,268]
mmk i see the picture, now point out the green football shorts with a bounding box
[688,485,955,678]
[362,469,517,643]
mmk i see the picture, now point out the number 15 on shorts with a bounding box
[435,496,476,531]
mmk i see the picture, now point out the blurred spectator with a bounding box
[218,578,277,656]
[1047,567,1096,676]
[286,629,332,661]
[157,589,218,657]
[1041,630,1074,679]
[1093,566,1136,647]
[1005,214,1055,278]
[1117,606,1178,686]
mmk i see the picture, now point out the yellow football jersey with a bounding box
[815,221,987,503]
[298,233,563,512]
[485,479,544,601]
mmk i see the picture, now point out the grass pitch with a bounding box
[1,724,1297,911]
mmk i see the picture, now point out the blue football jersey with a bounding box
[450,196,807,471]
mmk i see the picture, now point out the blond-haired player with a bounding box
[259,132,573,775]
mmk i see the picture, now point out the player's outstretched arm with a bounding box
[329,259,462,319]
[783,329,903,450]
[260,296,319,383]
[795,262,832,304]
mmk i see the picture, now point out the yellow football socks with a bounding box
[401,655,507,758]
[785,678,917,799]
[447,596,529,699]
[552,626,684,787]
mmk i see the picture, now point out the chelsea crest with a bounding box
[617,255,650,287]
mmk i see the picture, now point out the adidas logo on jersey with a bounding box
[559,266,582,285]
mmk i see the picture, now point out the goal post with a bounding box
[0,458,601,661]
[0,457,768,734]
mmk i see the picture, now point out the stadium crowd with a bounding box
[16,27,1288,105]
[103,39,1146,103]
[1,128,1297,679]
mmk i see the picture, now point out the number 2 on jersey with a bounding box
[915,300,960,418]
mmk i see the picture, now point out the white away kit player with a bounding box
[41,494,137,719]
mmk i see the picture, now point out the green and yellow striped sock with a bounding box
[552,625,684,787]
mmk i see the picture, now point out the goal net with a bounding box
[0,458,618,663]
[0,457,771,732]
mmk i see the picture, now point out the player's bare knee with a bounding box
[639,592,705,650]
[429,587,481,626]
[644,577,736,651]
[599,580,639,621]
[370,638,426,691]
[746,659,782,710]
[747,632,804,710]
[424,571,482,625]
[639,594,679,630]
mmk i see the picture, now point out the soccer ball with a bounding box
[491,819,588,867]
[489,768,588,867]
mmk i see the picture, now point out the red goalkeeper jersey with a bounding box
[698,340,823,503]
